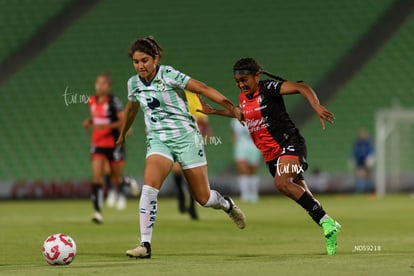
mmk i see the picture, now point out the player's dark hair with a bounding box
[128,35,163,59]
[97,72,112,85]
[233,58,287,82]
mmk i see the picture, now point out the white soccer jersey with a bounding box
[127,65,197,141]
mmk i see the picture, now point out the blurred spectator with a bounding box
[350,128,375,193]
[306,168,329,193]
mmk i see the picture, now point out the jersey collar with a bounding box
[243,88,260,100]
[139,65,160,87]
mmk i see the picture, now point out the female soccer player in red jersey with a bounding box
[83,73,127,223]
[198,57,341,255]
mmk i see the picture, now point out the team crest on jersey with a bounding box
[156,80,165,91]
[241,100,246,109]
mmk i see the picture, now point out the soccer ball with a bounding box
[42,233,76,265]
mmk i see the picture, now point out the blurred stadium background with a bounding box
[1,0,413,199]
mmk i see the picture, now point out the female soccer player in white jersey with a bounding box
[117,36,246,259]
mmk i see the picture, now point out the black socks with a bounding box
[91,183,103,213]
[117,179,126,196]
[296,192,326,225]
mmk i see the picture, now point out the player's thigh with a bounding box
[144,154,173,190]
[247,164,259,175]
[91,157,106,183]
[274,157,306,198]
[109,161,124,186]
[172,162,181,175]
[104,160,111,175]
[182,165,210,205]
[236,160,250,175]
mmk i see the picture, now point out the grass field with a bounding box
[0,194,413,275]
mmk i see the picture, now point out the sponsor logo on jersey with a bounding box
[146,97,161,110]
[245,116,270,133]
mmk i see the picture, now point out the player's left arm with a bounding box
[117,101,140,145]
[280,81,335,129]
[186,78,243,122]
[93,111,124,130]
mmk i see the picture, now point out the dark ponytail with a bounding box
[260,70,286,82]
[128,35,164,59]
[233,58,302,83]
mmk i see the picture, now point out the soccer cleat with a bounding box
[320,217,341,255]
[126,242,151,259]
[116,194,127,210]
[224,197,246,229]
[92,211,103,224]
[106,189,117,208]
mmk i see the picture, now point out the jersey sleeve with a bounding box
[185,90,206,118]
[263,80,283,97]
[163,66,190,89]
[111,95,124,112]
[127,76,139,102]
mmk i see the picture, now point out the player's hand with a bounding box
[116,135,125,146]
[314,104,335,129]
[83,119,91,130]
[196,97,216,115]
[233,106,244,126]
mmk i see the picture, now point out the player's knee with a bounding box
[92,176,103,184]
[110,175,122,186]
[274,177,290,194]
[193,193,209,206]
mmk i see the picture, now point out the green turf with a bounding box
[0,195,413,275]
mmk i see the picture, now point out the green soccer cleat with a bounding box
[320,217,341,255]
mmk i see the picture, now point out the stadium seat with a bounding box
[0,0,396,180]
[301,13,414,172]
[0,0,71,63]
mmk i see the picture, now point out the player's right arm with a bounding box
[117,100,140,145]
[186,78,243,121]
[195,95,237,118]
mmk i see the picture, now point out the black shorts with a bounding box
[266,130,308,180]
[91,145,125,163]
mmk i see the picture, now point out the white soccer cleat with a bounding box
[224,197,246,229]
[127,177,140,197]
[106,189,117,208]
[92,211,103,224]
[116,195,127,210]
[126,242,151,259]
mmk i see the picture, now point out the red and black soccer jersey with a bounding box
[88,94,123,148]
[239,80,297,162]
